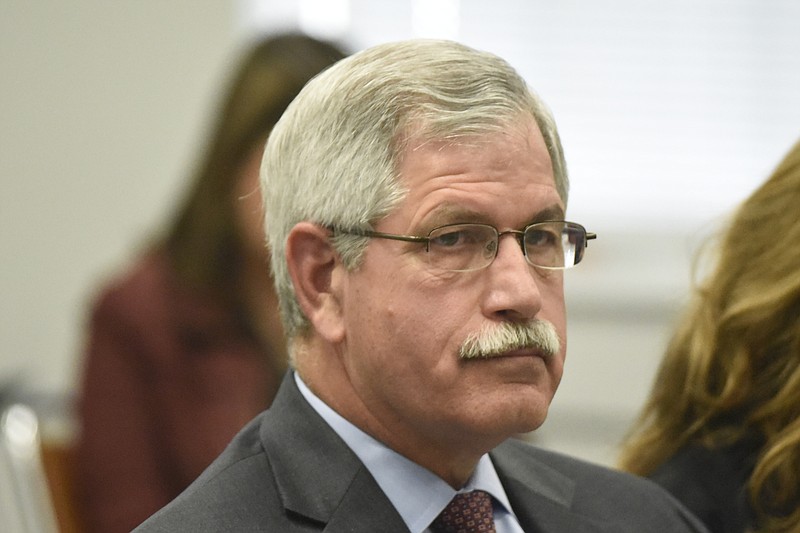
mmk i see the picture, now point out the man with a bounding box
[136,40,707,532]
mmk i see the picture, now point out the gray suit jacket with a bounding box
[135,373,708,532]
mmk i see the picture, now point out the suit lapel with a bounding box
[492,441,594,533]
[260,373,409,532]
[324,468,410,532]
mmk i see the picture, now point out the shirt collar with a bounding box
[294,373,516,533]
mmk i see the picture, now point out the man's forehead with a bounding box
[398,118,552,180]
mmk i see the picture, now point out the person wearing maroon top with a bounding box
[76,34,346,533]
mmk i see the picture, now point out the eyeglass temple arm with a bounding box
[333,227,429,244]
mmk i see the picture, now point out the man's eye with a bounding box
[430,227,486,249]
[526,229,558,247]
[431,230,466,247]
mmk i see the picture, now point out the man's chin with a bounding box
[470,403,550,442]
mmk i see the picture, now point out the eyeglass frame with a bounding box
[330,220,597,272]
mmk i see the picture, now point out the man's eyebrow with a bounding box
[530,205,566,223]
[423,205,488,228]
[422,203,566,231]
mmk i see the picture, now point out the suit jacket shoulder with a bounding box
[492,440,710,532]
[134,373,409,532]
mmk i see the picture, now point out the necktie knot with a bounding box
[430,490,496,533]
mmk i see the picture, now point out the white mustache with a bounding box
[458,320,560,360]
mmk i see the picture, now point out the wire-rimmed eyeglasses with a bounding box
[332,221,596,272]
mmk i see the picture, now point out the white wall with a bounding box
[1,1,240,392]
[2,0,800,466]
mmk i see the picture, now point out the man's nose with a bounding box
[481,233,543,322]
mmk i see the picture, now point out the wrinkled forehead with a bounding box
[395,113,553,169]
[396,113,542,166]
[388,117,559,228]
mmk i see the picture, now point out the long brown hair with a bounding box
[618,139,800,532]
[163,34,345,309]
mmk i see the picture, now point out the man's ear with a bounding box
[285,222,345,344]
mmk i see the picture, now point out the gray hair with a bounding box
[262,39,568,340]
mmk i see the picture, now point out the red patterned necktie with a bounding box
[430,490,496,533]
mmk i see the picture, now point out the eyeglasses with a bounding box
[333,221,596,272]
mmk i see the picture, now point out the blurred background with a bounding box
[2,0,800,469]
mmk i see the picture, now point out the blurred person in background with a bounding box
[618,139,800,533]
[76,33,346,533]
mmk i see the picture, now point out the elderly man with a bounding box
[136,40,707,532]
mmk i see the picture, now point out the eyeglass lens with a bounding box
[426,222,586,272]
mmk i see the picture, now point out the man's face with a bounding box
[338,119,567,455]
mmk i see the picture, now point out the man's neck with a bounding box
[295,352,501,488]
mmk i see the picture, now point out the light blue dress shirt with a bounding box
[295,374,525,533]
